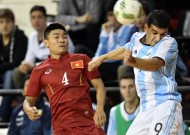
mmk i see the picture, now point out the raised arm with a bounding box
[124,49,164,71]
[88,46,125,71]
[91,78,106,128]
[23,96,40,121]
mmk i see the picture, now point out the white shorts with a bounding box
[126,100,183,135]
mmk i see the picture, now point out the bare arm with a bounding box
[23,96,40,121]
[88,46,125,71]
[91,78,106,128]
[124,49,164,71]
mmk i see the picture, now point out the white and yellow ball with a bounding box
[114,0,142,25]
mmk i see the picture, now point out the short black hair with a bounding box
[0,8,15,22]
[120,73,135,80]
[119,66,135,81]
[30,5,47,17]
[44,23,67,39]
[146,10,170,29]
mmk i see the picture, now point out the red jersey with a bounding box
[26,53,101,133]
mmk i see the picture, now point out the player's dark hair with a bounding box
[44,23,67,39]
[119,66,135,81]
[119,73,135,87]
[146,10,170,28]
[30,5,47,17]
[120,73,135,80]
[0,8,15,22]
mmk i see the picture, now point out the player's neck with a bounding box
[124,97,139,114]
[50,54,61,59]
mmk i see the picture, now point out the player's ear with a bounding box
[43,40,49,48]
[144,23,148,32]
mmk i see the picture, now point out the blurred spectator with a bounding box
[55,0,104,53]
[0,8,27,88]
[107,68,140,135]
[94,0,137,84]
[7,75,52,135]
[12,5,49,89]
[0,8,28,122]
[12,5,74,89]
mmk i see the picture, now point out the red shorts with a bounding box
[54,125,105,135]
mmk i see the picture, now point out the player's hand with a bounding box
[88,57,103,71]
[124,49,134,65]
[102,21,113,32]
[19,63,28,74]
[94,106,106,128]
[25,106,40,121]
[19,62,34,74]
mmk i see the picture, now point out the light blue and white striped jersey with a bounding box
[125,32,182,111]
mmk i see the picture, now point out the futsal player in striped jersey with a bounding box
[23,23,106,135]
[88,10,184,135]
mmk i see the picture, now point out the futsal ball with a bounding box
[113,0,142,25]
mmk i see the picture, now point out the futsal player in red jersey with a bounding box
[23,23,106,135]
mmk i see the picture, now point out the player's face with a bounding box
[119,78,138,102]
[30,10,47,32]
[144,24,168,46]
[0,18,14,36]
[44,29,69,58]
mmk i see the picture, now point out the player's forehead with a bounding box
[49,29,67,36]
[149,24,168,34]
[120,78,135,85]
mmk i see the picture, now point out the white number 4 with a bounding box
[62,72,69,85]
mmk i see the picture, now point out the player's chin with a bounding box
[58,49,68,55]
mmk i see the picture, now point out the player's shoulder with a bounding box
[162,35,177,43]
[32,59,50,72]
[110,102,124,113]
[110,106,117,114]
[132,32,145,40]
[160,35,178,47]
[69,53,89,58]
[69,53,90,60]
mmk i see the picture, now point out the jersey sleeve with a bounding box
[124,33,136,51]
[84,55,101,81]
[152,37,178,64]
[25,68,43,97]
[107,107,117,135]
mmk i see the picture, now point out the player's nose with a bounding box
[155,35,161,42]
[59,37,65,43]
